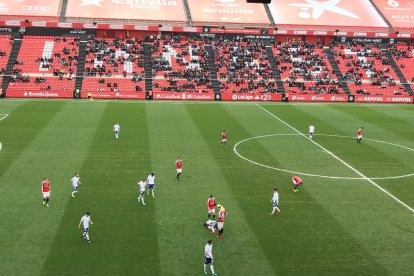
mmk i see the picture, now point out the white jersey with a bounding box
[309,125,315,133]
[272,191,279,203]
[114,124,120,132]
[205,243,213,258]
[147,175,155,185]
[71,176,80,187]
[206,219,216,228]
[80,215,91,228]
[138,181,146,192]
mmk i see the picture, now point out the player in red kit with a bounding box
[292,176,303,192]
[176,157,182,180]
[207,195,216,220]
[220,130,227,147]
[42,177,51,207]
[357,127,363,144]
[216,205,227,238]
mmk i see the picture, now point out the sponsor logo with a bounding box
[390,97,412,102]
[293,31,307,35]
[31,21,47,27]
[183,27,198,32]
[70,29,87,34]
[110,0,178,9]
[23,91,59,97]
[22,5,51,13]
[57,22,73,28]
[397,33,411,38]
[351,38,384,44]
[0,3,10,13]
[109,24,124,29]
[291,95,305,101]
[363,97,384,102]
[0,27,12,33]
[5,21,21,26]
[289,0,360,20]
[387,0,400,8]
[353,32,368,37]
[134,25,149,30]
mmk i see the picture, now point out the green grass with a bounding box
[1,100,414,276]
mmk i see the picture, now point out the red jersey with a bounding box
[218,209,227,222]
[42,181,50,192]
[292,176,302,184]
[357,128,363,136]
[175,159,182,169]
[221,132,227,140]
[207,198,216,210]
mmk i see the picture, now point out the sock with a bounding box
[210,265,215,274]
[138,196,141,202]
[276,206,280,212]
[272,207,276,214]
[152,190,155,197]
[46,197,49,203]
[204,264,207,272]
[221,229,224,235]
[142,198,145,205]
[213,214,215,219]
[85,233,90,241]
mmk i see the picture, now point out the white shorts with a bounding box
[42,192,50,198]
[217,222,224,229]
[176,168,182,173]
[357,135,363,139]
[222,139,227,142]
[208,208,215,214]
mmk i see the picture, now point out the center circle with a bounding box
[233,134,414,180]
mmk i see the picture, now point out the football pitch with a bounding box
[1,100,414,276]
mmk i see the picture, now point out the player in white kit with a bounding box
[78,212,93,243]
[114,123,120,139]
[204,240,217,275]
[309,124,315,139]
[137,179,147,206]
[147,173,155,198]
[270,188,280,215]
[71,173,81,198]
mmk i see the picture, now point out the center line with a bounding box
[257,104,414,214]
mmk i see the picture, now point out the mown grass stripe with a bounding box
[41,102,160,275]
[145,103,275,276]
[0,101,66,180]
[0,102,106,275]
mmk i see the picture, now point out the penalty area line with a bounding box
[0,114,9,121]
[257,104,414,214]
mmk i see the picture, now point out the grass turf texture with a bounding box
[1,100,414,276]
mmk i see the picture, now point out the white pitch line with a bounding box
[257,104,414,214]
[0,114,9,121]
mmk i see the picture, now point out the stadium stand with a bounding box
[0,35,13,84]
[151,35,213,93]
[388,45,414,84]
[273,40,344,95]
[82,37,145,93]
[213,38,276,94]
[7,36,79,91]
[330,43,410,96]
